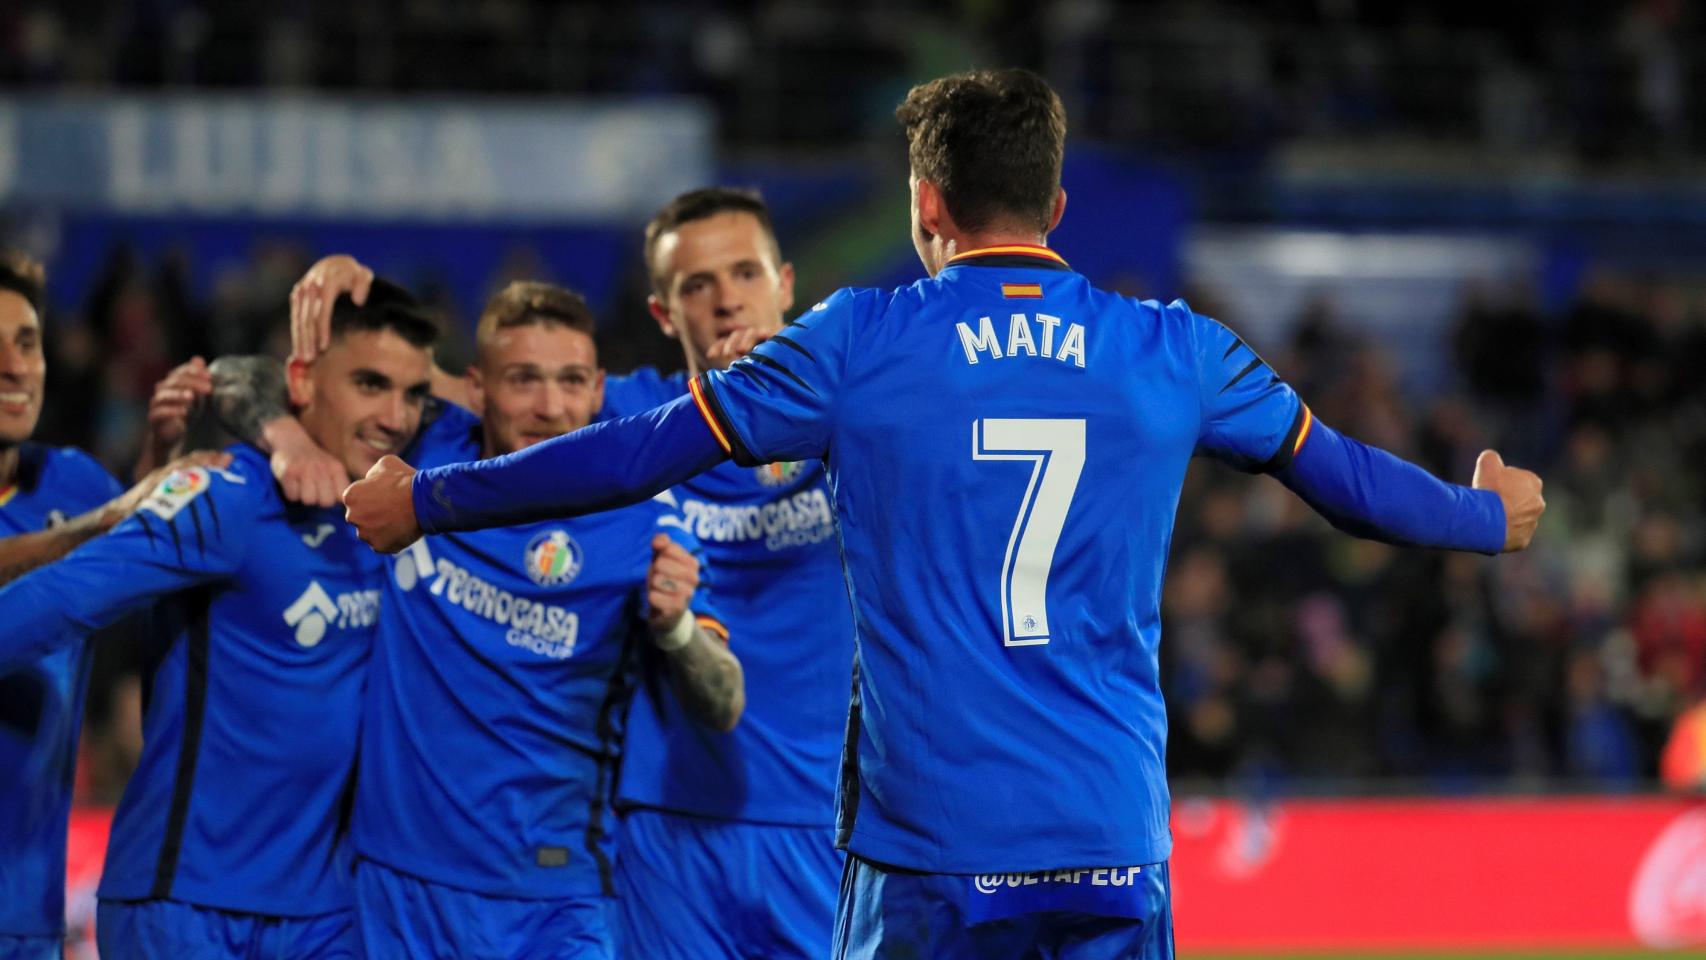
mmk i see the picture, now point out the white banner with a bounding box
[0,95,712,220]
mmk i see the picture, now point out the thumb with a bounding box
[651,532,672,555]
[1473,449,1505,489]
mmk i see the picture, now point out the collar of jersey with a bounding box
[944,243,1072,272]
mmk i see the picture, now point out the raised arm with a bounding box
[344,393,727,553]
[644,533,743,731]
[1273,414,1542,554]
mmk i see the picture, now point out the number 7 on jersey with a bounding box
[972,418,1086,647]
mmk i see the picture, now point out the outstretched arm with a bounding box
[1273,415,1543,554]
[345,393,727,552]
[0,450,231,586]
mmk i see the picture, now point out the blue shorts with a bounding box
[833,856,1174,960]
[94,899,355,960]
[613,808,843,959]
[0,933,60,960]
[355,858,612,959]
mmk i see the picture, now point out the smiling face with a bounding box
[647,210,795,375]
[0,289,44,449]
[468,321,604,458]
[289,328,435,482]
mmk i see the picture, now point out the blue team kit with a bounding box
[0,444,380,956]
[605,369,853,958]
[352,401,725,958]
[0,444,120,952]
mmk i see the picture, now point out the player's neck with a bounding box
[951,229,1050,256]
[0,445,17,490]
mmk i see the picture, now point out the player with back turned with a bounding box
[345,69,1546,959]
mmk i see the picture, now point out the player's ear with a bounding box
[590,368,605,416]
[285,357,314,409]
[463,363,485,410]
[1047,188,1067,234]
[916,179,946,238]
[647,294,679,340]
[777,261,796,315]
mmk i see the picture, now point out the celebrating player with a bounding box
[346,69,1544,959]
[0,250,229,960]
[289,191,857,958]
[215,279,742,958]
[0,279,438,959]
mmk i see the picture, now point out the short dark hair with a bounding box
[476,281,597,353]
[643,187,782,294]
[895,68,1067,235]
[329,276,438,350]
[0,249,46,316]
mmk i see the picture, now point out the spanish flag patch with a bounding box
[1002,283,1044,299]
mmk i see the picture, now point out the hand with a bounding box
[343,455,421,554]
[705,327,775,367]
[144,356,214,468]
[290,254,373,363]
[646,533,701,635]
[1472,449,1544,552]
[263,416,347,507]
[110,449,234,525]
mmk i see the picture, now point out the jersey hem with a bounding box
[614,799,834,830]
[845,827,1174,875]
[349,848,612,902]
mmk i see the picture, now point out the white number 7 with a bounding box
[971,418,1086,646]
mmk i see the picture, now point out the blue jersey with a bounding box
[604,369,853,826]
[0,444,121,937]
[352,402,724,899]
[0,445,382,916]
[693,245,1307,873]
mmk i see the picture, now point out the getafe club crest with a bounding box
[524,530,583,587]
[754,461,804,488]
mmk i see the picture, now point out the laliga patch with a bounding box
[524,529,583,587]
[141,466,212,520]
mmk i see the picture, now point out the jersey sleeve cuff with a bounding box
[689,375,760,467]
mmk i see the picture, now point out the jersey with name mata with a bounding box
[692,245,1307,874]
[0,444,381,916]
[0,444,121,937]
[352,402,726,899]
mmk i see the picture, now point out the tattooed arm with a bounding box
[645,532,745,731]
[660,621,746,733]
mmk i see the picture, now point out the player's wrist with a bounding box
[652,611,694,651]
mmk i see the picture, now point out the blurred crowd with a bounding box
[1163,272,1706,792]
[1,1,1697,157]
[29,238,1706,799]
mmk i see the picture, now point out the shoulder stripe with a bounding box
[1220,358,1264,394]
[746,353,817,396]
[768,334,816,363]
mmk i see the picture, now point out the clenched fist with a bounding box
[343,455,421,553]
[1471,449,1545,552]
